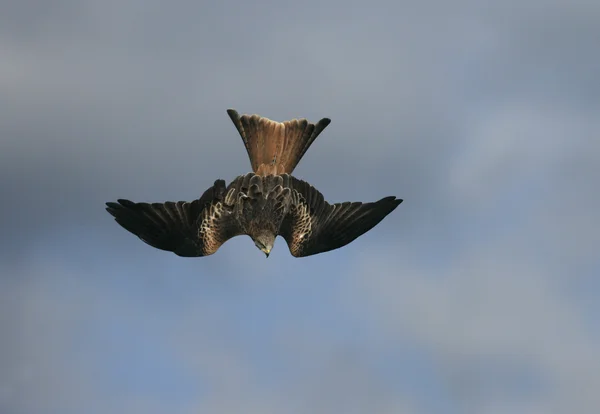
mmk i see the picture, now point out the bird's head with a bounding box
[252,232,276,258]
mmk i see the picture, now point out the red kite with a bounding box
[106,110,402,257]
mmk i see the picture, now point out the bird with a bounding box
[105,109,403,258]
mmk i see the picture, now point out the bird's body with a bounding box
[106,109,402,258]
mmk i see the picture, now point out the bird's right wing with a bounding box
[280,177,402,257]
[105,180,243,257]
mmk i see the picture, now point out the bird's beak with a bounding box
[262,248,271,258]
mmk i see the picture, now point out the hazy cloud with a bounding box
[1,0,598,413]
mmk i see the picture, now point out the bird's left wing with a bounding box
[105,179,243,257]
[280,177,402,257]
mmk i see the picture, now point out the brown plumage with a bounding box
[106,109,402,258]
[227,109,331,176]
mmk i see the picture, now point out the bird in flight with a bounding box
[106,109,402,258]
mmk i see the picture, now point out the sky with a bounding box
[1,1,599,413]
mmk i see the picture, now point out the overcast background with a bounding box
[1,1,599,413]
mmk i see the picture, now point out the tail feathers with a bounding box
[227,109,331,176]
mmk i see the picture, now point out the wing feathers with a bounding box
[281,177,402,257]
[107,173,402,258]
[106,180,243,257]
[106,200,193,254]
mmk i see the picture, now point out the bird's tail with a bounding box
[227,109,331,176]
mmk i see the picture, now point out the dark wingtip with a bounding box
[116,199,136,207]
[105,202,122,218]
[378,196,403,212]
[380,196,403,203]
[106,199,137,217]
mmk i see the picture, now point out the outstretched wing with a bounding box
[105,179,243,257]
[280,178,402,257]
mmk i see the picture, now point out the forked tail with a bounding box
[227,109,331,176]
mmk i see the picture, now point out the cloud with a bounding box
[348,243,600,413]
[343,102,600,413]
[1,0,599,413]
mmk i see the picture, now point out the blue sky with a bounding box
[1,1,599,413]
